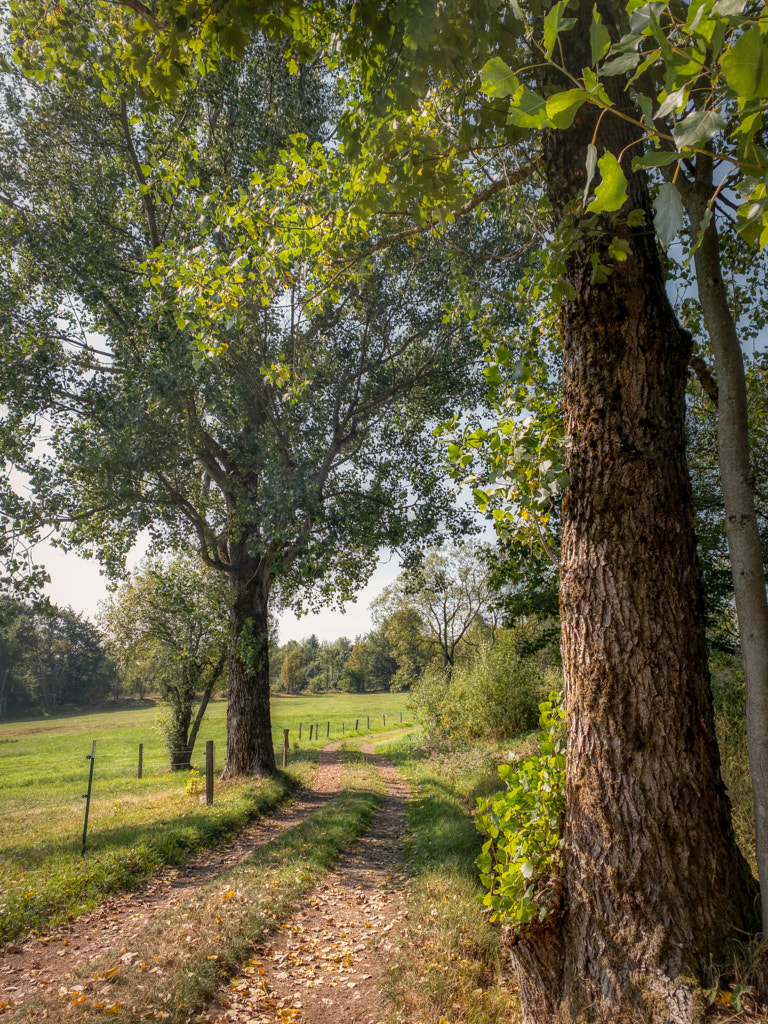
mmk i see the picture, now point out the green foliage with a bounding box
[100,553,228,768]
[711,653,755,871]
[184,765,204,795]
[0,596,116,713]
[409,622,556,743]
[372,542,495,674]
[475,693,566,930]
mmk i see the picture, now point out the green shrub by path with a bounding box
[381,731,528,1024]
[14,754,385,1024]
[408,624,557,744]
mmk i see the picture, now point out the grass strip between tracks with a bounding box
[11,751,384,1024]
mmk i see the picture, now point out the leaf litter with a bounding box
[207,748,409,1024]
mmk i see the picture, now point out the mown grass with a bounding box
[379,731,534,1024]
[11,751,384,1024]
[0,692,410,944]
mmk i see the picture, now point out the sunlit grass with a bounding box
[0,693,411,942]
[380,731,529,1024]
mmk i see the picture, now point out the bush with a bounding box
[408,621,557,743]
[475,692,566,931]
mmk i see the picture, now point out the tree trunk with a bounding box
[510,5,759,1020]
[685,173,768,933]
[169,684,193,770]
[187,651,225,764]
[221,561,276,777]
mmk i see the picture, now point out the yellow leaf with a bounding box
[222,890,235,901]
[104,966,119,979]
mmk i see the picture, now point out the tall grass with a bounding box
[380,731,528,1024]
[711,654,755,873]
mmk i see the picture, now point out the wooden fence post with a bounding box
[138,743,143,779]
[299,722,302,740]
[283,729,289,768]
[206,740,214,806]
[355,719,359,731]
[325,721,329,738]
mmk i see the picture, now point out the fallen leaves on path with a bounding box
[207,751,409,1024]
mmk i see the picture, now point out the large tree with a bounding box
[0,28,497,776]
[372,542,495,670]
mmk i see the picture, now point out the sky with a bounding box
[36,536,403,644]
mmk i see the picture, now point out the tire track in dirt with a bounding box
[206,746,409,1024]
[0,747,349,1012]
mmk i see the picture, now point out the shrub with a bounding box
[408,620,556,743]
[475,692,566,931]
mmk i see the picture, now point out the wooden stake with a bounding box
[283,729,289,768]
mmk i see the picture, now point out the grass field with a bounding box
[0,691,412,942]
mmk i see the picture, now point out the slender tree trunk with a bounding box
[187,651,225,762]
[169,682,193,770]
[221,560,275,777]
[684,173,768,933]
[510,5,759,1020]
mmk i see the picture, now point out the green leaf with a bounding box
[544,1,577,59]
[601,51,641,76]
[507,86,551,128]
[673,108,727,149]
[587,152,629,213]
[481,57,519,98]
[713,0,746,13]
[721,27,768,100]
[654,182,684,247]
[545,89,588,129]
[632,149,681,170]
[655,86,686,119]
[629,1,667,34]
[590,8,612,65]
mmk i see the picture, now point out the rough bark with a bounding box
[509,3,760,1019]
[683,170,768,934]
[221,559,276,778]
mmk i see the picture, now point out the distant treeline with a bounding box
[0,597,118,715]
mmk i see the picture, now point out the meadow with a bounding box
[0,691,412,942]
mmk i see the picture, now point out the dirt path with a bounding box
[206,746,408,1024]
[0,740,409,1024]
[0,748,348,1011]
